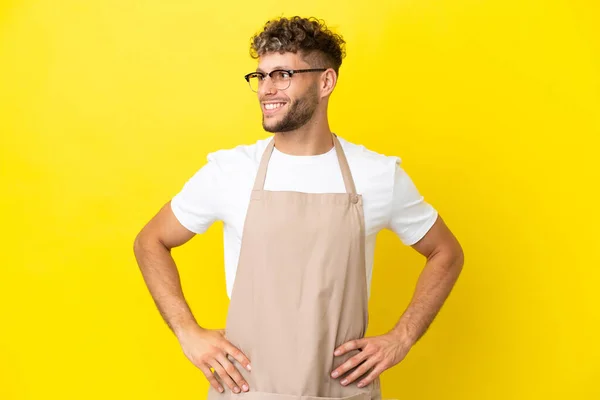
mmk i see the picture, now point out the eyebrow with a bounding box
[256,66,290,73]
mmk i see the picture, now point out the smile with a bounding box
[264,102,286,110]
[262,102,287,116]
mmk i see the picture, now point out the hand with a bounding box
[330,331,411,388]
[178,326,251,394]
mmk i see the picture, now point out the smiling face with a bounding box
[256,52,322,133]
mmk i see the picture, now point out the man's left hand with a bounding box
[330,332,411,388]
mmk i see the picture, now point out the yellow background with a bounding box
[1,0,599,399]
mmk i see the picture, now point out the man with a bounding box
[134,16,464,399]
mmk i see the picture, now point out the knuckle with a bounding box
[207,349,219,358]
[231,371,243,381]
[217,372,231,384]
[213,364,225,375]
[345,369,358,380]
[225,364,236,374]
[192,356,204,365]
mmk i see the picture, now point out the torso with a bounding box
[211,136,398,299]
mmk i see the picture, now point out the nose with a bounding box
[258,76,277,96]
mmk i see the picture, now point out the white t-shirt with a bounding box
[171,136,438,299]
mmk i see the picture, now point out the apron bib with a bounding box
[208,135,381,399]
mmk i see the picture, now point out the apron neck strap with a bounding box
[252,134,357,194]
[332,134,357,194]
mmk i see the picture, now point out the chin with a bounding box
[262,122,275,133]
[262,118,281,133]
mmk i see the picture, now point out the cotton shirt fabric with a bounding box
[171,136,438,299]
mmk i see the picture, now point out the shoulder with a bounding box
[337,136,404,233]
[206,136,271,173]
[177,137,271,196]
[337,136,400,188]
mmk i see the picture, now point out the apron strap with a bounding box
[253,138,276,192]
[252,134,357,194]
[332,134,357,195]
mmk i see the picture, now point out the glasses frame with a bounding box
[244,68,327,92]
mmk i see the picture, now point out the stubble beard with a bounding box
[262,85,319,134]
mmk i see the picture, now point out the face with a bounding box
[255,52,322,133]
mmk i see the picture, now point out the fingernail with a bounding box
[218,387,224,393]
[331,371,339,378]
[334,350,341,356]
[341,379,348,385]
[357,382,365,388]
[247,364,252,371]
[242,384,249,391]
[233,387,240,393]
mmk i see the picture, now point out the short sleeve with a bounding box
[387,162,438,245]
[170,160,223,234]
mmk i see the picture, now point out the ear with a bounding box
[320,68,337,97]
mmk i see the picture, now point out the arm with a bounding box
[331,214,464,387]
[390,213,464,346]
[133,201,251,394]
[133,201,198,338]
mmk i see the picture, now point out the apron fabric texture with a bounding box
[208,135,382,400]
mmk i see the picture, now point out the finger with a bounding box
[331,349,369,379]
[334,338,367,356]
[223,341,252,372]
[340,357,377,386]
[198,363,224,393]
[210,359,239,393]
[217,353,249,392]
[356,365,385,388]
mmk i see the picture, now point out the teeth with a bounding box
[265,103,285,110]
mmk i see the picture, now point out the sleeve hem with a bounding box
[402,210,439,246]
[170,200,206,235]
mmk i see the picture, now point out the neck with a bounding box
[272,108,333,156]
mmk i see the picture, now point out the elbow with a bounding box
[133,232,145,258]
[449,244,465,277]
[428,239,464,270]
[133,229,153,258]
[133,228,168,258]
[455,244,465,268]
[433,242,464,275]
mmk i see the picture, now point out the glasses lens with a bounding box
[247,73,261,92]
[272,70,291,90]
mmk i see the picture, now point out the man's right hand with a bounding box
[178,325,251,394]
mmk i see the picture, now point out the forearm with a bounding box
[390,250,464,346]
[133,237,199,338]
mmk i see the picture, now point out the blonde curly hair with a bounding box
[250,16,346,76]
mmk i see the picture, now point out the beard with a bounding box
[262,85,319,133]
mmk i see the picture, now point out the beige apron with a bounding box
[208,135,382,400]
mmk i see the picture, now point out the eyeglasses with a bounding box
[244,68,327,92]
